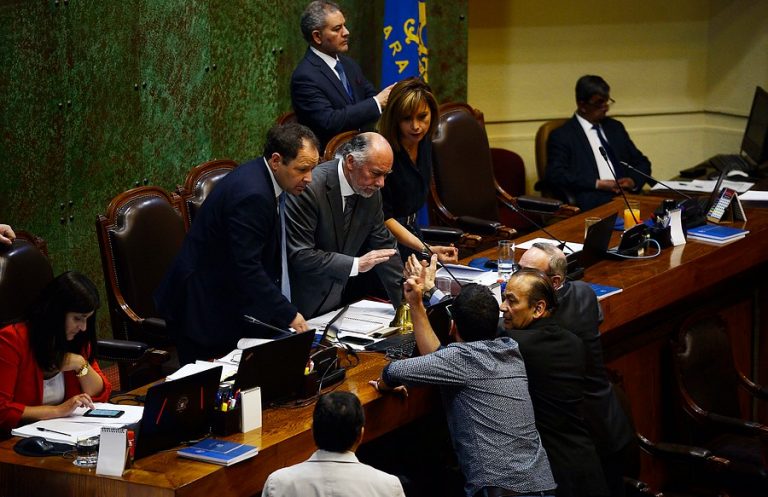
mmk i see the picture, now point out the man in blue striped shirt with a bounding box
[374,277,556,497]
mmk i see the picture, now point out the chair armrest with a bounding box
[622,477,655,497]
[141,317,166,331]
[97,339,149,361]
[738,372,768,400]
[456,216,502,235]
[706,411,768,439]
[97,338,171,364]
[420,226,464,244]
[517,195,562,213]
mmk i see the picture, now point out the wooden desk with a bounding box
[469,195,768,487]
[0,352,437,497]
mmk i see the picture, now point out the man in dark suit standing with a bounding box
[291,1,394,148]
[520,243,634,497]
[285,132,403,318]
[500,268,608,497]
[546,75,652,211]
[155,124,320,365]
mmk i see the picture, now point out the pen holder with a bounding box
[648,225,672,249]
[211,409,241,436]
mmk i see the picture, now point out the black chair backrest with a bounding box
[675,315,742,419]
[97,186,186,342]
[0,238,54,324]
[432,103,500,222]
[179,159,237,228]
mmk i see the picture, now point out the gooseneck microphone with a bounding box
[498,199,572,252]
[242,315,294,338]
[619,161,692,200]
[599,146,639,225]
[411,229,464,288]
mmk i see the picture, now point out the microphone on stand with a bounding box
[411,230,465,288]
[619,161,692,199]
[619,160,705,229]
[600,147,639,226]
[242,315,294,338]
[498,199,584,280]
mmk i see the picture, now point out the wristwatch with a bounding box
[423,286,437,301]
[75,362,89,378]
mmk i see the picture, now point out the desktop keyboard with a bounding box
[710,154,752,173]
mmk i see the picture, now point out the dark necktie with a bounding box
[278,192,291,300]
[593,124,621,176]
[335,60,354,101]
[343,194,358,234]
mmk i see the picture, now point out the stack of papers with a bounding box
[686,224,749,245]
[178,438,258,466]
[436,264,501,286]
[307,300,397,338]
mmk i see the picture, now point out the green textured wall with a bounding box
[0,0,467,338]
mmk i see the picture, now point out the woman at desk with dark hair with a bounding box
[378,78,458,263]
[0,271,111,433]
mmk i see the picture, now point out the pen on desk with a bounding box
[37,426,71,437]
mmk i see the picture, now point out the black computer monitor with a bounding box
[741,86,768,166]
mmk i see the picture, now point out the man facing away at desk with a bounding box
[262,391,405,497]
[374,275,556,497]
[291,0,394,149]
[546,75,652,211]
[500,269,608,497]
[155,124,320,365]
[285,132,403,318]
[519,243,633,497]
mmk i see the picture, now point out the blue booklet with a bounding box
[177,438,258,466]
[587,282,623,301]
[686,224,748,241]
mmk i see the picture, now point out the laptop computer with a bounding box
[364,297,454,356]
[233,328,315,405]
[134,365,222,460]
[578,212,649,268]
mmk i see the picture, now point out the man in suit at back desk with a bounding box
[155,124,320,365]
[285,132,403,318]
[291,0,394,148]
[545,75,652,211]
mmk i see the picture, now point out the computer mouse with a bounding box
[726,169,749,178]
[13,436,71,457]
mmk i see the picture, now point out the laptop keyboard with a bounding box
[710,154,751,173]
[365,333,417,360]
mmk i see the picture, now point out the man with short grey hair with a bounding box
[286,132,403,318]
[291,1,393,148]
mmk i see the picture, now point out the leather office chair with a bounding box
[671,313,768,495]
[0,237,54,325]
[177,158,237,229]
[534,118,577,205]
[491,147,548,233]
[431,103,571,247]
[323,130,359,161]
[96,186,183,389]
[276,111,297,125]
[1,234,158,393]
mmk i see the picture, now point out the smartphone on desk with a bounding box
[83,408,124,418]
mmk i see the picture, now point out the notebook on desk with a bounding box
[134,366,222,460]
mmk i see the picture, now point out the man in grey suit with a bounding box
[285,132,403,318]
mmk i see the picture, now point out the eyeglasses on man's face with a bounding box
[587,96,615,108]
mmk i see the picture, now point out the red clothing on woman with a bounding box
[0,322,111,432]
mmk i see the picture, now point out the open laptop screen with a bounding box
[134,366,222,460]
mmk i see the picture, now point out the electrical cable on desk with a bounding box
[609,238,663,260]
